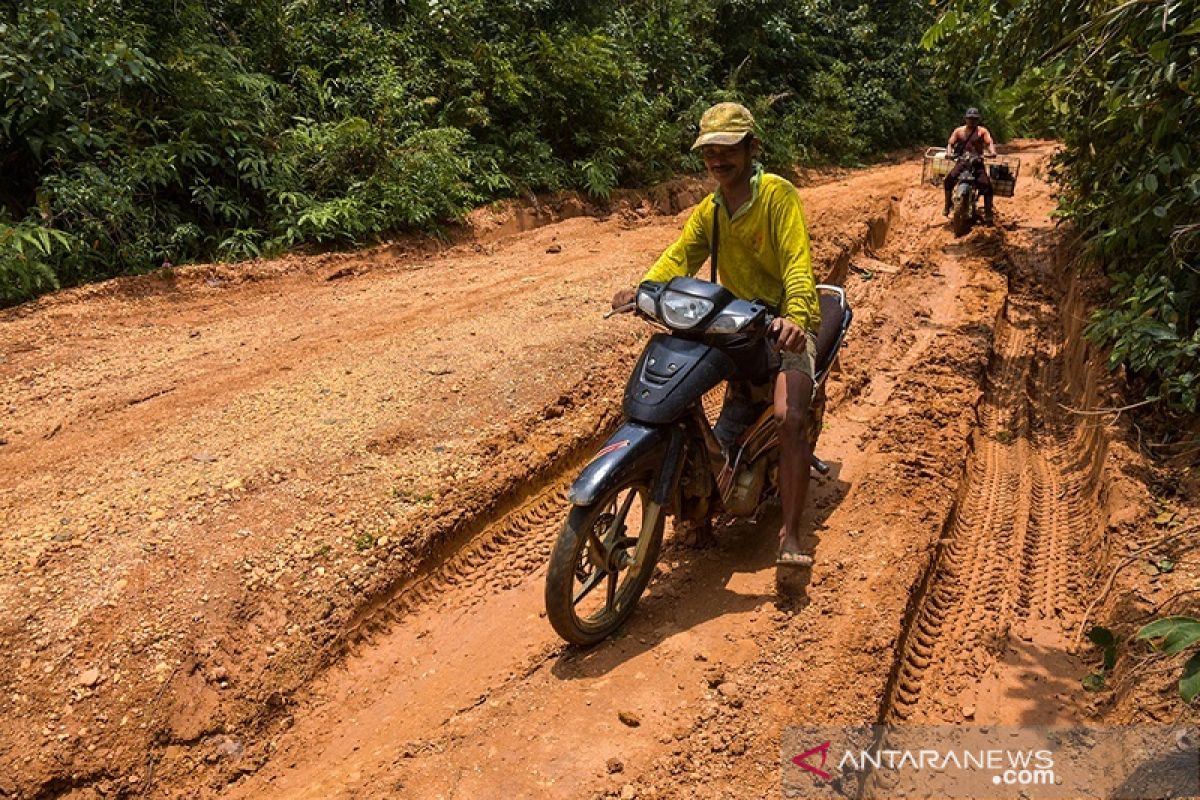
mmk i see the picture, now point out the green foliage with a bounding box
[0,222,67,304]
[1138,616,1200,656]
[273,125,482,244]
[2,0,968,306]
[924,0,1200,410]
[1137,616,1200,702]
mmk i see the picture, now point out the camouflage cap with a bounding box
[691,102,756,150]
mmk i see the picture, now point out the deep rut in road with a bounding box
[884,233,1108,729]
[343,473,577,652]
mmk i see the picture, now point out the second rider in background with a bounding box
[611,102,821,569]
[943,107,997,224]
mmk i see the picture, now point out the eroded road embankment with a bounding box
[202,141,1106,800]
[1,155,919,798]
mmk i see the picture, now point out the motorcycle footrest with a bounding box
[810,455,831,475]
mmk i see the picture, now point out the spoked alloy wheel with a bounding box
[544,476,665,646]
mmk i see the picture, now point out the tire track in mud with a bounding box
[886,306,1034,720]
[881,248,1104,727]
[1019,368,1095,628]
[345,478,574,650]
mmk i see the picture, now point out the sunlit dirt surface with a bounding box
[1,143,1115,800]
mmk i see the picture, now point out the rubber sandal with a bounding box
[775,550,814,568]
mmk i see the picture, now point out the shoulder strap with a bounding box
[710,201,720,283]
[963,126,980,151]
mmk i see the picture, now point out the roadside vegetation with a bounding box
[0,0,967,307]
[926,0,1200,412]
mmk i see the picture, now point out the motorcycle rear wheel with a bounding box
[544,475,666,646]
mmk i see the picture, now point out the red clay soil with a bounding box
[5,141,1179,800]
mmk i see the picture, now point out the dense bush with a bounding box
[925,0,1200,410]
[1,0,967,306]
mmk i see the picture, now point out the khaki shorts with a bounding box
[778,331,819,382]
[712,331,818,448]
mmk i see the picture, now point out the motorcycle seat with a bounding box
[813,291,849,378]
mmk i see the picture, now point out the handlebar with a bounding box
[606,295,782,343]
[604,301,636,319]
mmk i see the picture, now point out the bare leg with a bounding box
[774,368,813,559]
[943,166,960,216]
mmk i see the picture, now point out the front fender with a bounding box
[568,422,681,506]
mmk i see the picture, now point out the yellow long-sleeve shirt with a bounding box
[641,167,819,332]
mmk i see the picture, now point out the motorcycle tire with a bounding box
[544,474,665,646]
[950,190,973,238]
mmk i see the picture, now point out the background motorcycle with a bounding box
[544,276,852,645]
[949,153,987,237]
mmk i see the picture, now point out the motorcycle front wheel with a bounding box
[544,475,665,646]
[950,187,974,237]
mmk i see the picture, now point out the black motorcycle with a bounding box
[544,277,852,645]
[949,153,988,237]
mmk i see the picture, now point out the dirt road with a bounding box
[2,142,1129,799]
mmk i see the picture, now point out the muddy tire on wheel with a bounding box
[950,190,973,237]
[544,476,665,646]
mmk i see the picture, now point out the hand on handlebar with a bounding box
[769,317,807,353]
[611,287,636,310]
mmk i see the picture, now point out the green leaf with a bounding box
[920,11,959,50]
[1181,652,1200,702]
[1137,617,1200,655]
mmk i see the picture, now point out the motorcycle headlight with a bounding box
[636,287,658,317]
[659,290,714,330]
[707,309,753,334]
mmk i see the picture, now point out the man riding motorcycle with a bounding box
[611,102,820,569]
[943,107,997,224]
